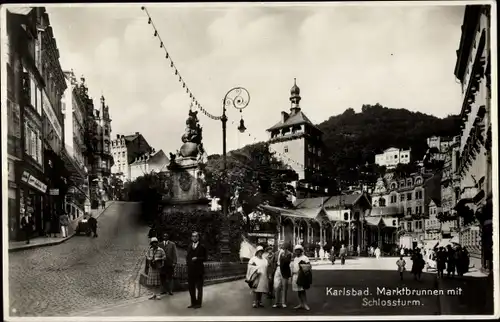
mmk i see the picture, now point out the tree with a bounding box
[123,172,167,223]
[204,142,298,232]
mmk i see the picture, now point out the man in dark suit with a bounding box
[186,231,206,309]
[159,232,177,295]
[88,213,98,238]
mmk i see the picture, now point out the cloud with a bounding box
[46,4,465,156]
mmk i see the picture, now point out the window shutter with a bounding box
[30,78,36,109]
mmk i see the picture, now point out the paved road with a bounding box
[8,202,151,317]
[86,257,494,317]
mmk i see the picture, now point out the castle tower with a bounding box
[266,79,326,198]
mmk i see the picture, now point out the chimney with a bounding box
[135,132,139,135]
[281,111,289,123]
[116,134,120,139]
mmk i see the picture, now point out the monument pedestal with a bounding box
[161,157,210,215]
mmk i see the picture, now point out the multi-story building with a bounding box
[266,79,327,198]
[453,5,492,272]
[439,135,461,238]
[111,132,152,182]
[425,199,442,241]
[91,96,114,202]
[61,70,88,217]
[129,148,169,181]
[375,148,411,169]
[5,7,72,241]
[371,170,441,247]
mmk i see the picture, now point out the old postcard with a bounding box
[1,1,498,320]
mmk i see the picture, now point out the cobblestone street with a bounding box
[8,202,151,317]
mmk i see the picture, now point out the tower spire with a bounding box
[290,78,301,114]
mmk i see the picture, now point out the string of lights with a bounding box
[141,6,221,121]
[140,6,337,185]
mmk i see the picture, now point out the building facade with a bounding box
[266,79,327,198]
[111,132,152,182]
[129,149,169,181]
[375,148,411,169]
[6,7,70,241]
[61,70,89,217]
[453,5,492,272]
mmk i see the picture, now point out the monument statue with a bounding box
[163,109,210,214]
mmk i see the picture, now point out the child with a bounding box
[396,256,406,280]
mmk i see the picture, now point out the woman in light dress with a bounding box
[291,244,311,311]
[248,245,269,308]
[374,247,381,259]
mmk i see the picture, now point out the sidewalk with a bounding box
[8,201,114,252]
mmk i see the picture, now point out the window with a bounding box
[390,195,397,203]
[416,190,423,199]
[30,78,37,109]
[344,213,349,221]
[407,207,411,215]
[392,220,397,226]
[24,122,42,165]
[400,194,405,201]
[284,146,288,153]
[379,197,386,207]
[407,222,412,232]
[407,192,412,200]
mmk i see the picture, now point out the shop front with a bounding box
[8,158,20,241]
[17,166,48,240]
[44,149,70,217]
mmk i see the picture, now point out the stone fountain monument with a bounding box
[161,109,210,214]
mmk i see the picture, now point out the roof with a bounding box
[294,197,328,209]
[266,110,321,132]
[365,217,397,228]
[323,193,371,210]
[124,134,140,142]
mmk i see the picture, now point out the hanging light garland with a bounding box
[140,6,340,185]
[141,6,221,121]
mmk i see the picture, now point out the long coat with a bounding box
[186,243,207,279]
[248,256,269,293]
[159,240,178,277]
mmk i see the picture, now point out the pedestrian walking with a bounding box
[186,231,206,309]
[319,245,325,261]
[446,245,456,279]
[146,237,166,300]
[400,247,405,257]
[20,212,34,244]
[357,245,361,257]
[291,244,311,311]
[411,248,424,280]
[159,232,177,295]
[396,256,406,280]
[44,205,52,237]
[369,246,374,257]
[271,242,292,308]
[247,246,269,308]
[100,200,106,209]
[88,213,98,238]
[59,210,70,238]
[436,247,447,279]
[374,246,381,259]
[330,246,336,265]
[339,244,347,265]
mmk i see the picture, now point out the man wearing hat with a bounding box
[146,237,166,300]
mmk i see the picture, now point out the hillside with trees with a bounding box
[317,103,461,186]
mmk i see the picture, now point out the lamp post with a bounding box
[220,87,250,261]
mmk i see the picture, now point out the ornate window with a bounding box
[378,197,386,207]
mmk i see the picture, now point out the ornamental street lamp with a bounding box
[220,87,250,261]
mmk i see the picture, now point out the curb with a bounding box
[8,201,114,253]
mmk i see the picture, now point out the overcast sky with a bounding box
[44,3,465,156]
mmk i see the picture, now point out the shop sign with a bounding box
[49,189,59,196]
[22,171,47,193]
[248,232,275,237]
[8,159,16,182]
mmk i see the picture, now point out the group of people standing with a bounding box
[434,245,470,279]
[20,208,71,244]
[246,242,313,310]
[145,231,207,309]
